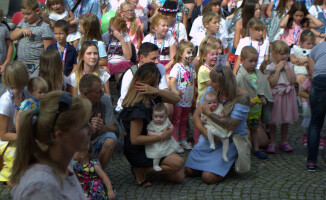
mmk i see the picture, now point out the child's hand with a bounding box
[107,189,115,200]
[217,112,224,118]
[261,97,267,105]
[276,60,286,72]
[113,30,124,41]
[249,100,256,107]
[21,28,34,38]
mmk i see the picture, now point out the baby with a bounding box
[145,103,178,171]
[201,92,232,162]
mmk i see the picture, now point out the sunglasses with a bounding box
[84,40,98,46]
[52,92,73,132]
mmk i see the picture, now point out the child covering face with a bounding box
[145,103,178,171]
[200,92,232,162]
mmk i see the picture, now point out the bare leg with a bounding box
[165,103,174,121]
[269,124,277,145]
[221,138,229,162]
[250,128,259,151]
[280,123,289,144]
[257,124,269,148]
[153,158,162,171]
[98,138,115,169]
[207,129,216,150]
[202,171,223,184]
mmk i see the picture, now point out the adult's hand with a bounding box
[91,113,104,131]
[135,82,159,94]
[161,127,172,141]
[202,102,212,116]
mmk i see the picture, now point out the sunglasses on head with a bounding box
[52,92,73,132]
[216,64,224,76]
[84,40,98,46]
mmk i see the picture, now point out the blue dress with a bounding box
[185,104,249,177]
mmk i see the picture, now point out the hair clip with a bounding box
[35,139,49,152]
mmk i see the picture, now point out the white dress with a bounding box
[291,45,310,75]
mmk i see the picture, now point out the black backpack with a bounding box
[117,65,138,94]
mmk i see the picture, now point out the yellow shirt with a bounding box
[196,64,212,107]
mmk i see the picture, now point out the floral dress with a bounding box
[73,159,107,200]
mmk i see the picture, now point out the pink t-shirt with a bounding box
[126,18,143,51]
[281,22,305,46]
[301,78,311,91]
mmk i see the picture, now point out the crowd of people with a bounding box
[0,0,326,198]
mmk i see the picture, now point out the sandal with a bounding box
[131,167,152,188]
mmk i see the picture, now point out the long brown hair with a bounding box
[79,13,103,45]
[117,2,138,35]
[241,0,259,38]
[122,63,161,108]
[172,40,195,66]
[39,50,64,91]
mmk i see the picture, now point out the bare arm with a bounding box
[192,104,209,138]
[233,21,242,49]
[165,44,177,71]
[169,77,179,96]
[279,14,290,28]
[266,2,274,17]
[308,57,315,77]
[94,164,115,200]
[66,10,75,22]
[99,57,108,67]
[0,40,13,73]
[10,28,24,41]
[285,64,297,84]
[307,14,323,29]
[290,54,308,66]
[104,80,110,95]
[0,115,17,141]
[233,56,241,75]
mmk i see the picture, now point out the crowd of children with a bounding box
[0,0,326,196]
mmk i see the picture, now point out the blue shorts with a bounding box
[93,132,118,157]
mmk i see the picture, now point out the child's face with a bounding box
[51,2,63,13]
[249,28,264,41]
[152,110,167,126]
[121,5,134,20]
[54,27,67,44]
[83,46,99,67]
[293,11,305,23]
[182,47,195,63]
[300,38,314,49]
[204,17,220,34]
[109,26,121,39]
[254,3,261,18]
[206,50,219,66]
[211,4,220,13]
[155,20,169,36]
[128,0,139,7]
[31,87,47,101]
[205,95,218,111]
[286,0,295,9]
[21,8,40,25]
[241,53,258,73]
[273,52,288,63]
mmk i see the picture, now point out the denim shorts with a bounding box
[93,132,118,157]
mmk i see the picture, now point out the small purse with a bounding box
[0,142,10,171]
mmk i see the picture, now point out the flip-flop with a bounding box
[131,167,152,188]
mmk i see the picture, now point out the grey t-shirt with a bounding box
[0,24,10,65]
[16,18,53,65]
[309,42,326,78]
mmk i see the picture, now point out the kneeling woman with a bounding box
[119,63,184,187]
[185,66,250,184]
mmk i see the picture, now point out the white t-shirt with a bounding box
[189,16,228,39]
[235,37,270,69]
[191,31,228,50]
[107,0,125,12]
[142,32,176,61]
[102,32,132,64]
[48,10,69,21]
[67,68,111,92]
[116,63,168,112]
[0,89,30,142]
[309,5,320,18]
[169,22,188,43]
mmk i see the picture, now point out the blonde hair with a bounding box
[198,36,221,59]
[173,40,195,66]
[109,16,128,32]
[122,63,161,108]
[21,0,39,10]
[202,11,220,26]
[27,77,49,93]
[10,91,92,185]
[76,43,100,87]
[80,14,102,45]
[270,40,290,57]
[39,50,64,91]
[209,66,237,116]
[2,61,29,88]
[46,0,65,12]
[240,46,259,59]
[150,15,168,34]
[198,42,219,67]
[117,2,138,35]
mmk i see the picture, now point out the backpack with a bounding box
[117,65,138,94]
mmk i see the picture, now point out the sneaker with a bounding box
[319,137,326,150]
[253,150,268,159]
[279,142,294,152]
[266,144,276,154]
[302,134,307,146]
[307,162,316,172]
[179,140,193,150]
[175,145,184,154]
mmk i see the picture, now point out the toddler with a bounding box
[145,103,178,171]
[73,146,115,200]
[201,91,232,162]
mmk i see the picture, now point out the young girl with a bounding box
[265,40,298,153]
[309,0,326,43]
[118,2,144,51]
[279,1,322,46]
[143,15,177,76]
[233,0,261,50]
[267,0,295,42]
[234,18,269,74]
[196,42,219,108]
[46,0,80,46]
[67,42,111,96]
[79,13,108,67]
[102,16,133,82]
[290,30,315,114]
[145,103,178,171]
[169,41,196,152]
[73,147,115,200]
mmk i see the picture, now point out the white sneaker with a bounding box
[175,145,184,154]
[179,140,193,150]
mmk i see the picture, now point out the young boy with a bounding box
[10,0,53,78]
[191,11,229,53]
[0,8,13,74]
[47,20,78,77]
[236,46,273,159]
